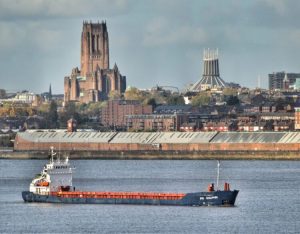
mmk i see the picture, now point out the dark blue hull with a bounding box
[22,190,238,206]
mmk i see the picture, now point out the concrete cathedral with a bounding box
[64,21,126,103]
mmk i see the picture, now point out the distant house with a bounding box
[154,105,193,114]
[237,121,268,132]
[243,104,261,113]
[260,112,294,121]
[180,122,198,132]
[273,121,293,131]
[261,102,277,113]
[127,113,188,132]
[202,121,237,132]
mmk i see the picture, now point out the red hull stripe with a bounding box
[51,191,186,200]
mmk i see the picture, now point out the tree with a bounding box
[166,95,185,105]
[108,90,121,100]
[191,92,210,106]
[0,89,6,98]
[144,98,157,108]
[223,87,238,96]
[226,95,240,106]
[124,87,143,101]
[48,101,58,128]
[59,102,81,127]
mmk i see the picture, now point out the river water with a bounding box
[0,159,299,233]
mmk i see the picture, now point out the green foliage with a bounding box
[125,86,186,107]
[47,101,58,128]
[37,103,50,114]
[124,87,144,101]
[191,92,210,106]
[59,102,81,127]
[0,102,33,117]
[144,98,157,108]
[166,95,185,105]
[149,93,166,105]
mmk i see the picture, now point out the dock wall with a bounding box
[13,131,300,159]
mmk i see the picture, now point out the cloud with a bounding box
[247,0,300,29]
[0,0,133,20]
[261,0,288,16]
[0,20,65,54]
[1,0,300,93]
[0,22,26,50]
[143,17,208,47]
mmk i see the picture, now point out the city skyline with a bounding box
[1,0,300,94]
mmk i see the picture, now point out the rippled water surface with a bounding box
[0,159,300,233]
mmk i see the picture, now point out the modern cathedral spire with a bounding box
[191,48,226,91]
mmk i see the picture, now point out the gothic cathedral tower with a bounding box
[64,21,126,104]
[81,21,109,76]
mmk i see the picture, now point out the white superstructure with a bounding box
[29,147,74,195]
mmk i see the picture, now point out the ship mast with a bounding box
[216,160,220,190]
[50,146,54,163]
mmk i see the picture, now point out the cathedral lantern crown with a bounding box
[191,48,226,91]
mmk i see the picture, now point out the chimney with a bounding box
[67,118,77,132]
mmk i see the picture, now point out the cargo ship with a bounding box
[22,147,238,206]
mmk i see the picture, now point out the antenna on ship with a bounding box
[50,146,54,163]
[216,160,220,191]
[58,133,61,162]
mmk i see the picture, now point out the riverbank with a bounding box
[1,149,300,160]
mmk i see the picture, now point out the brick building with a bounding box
[202,121,237,132]
[295,107,300,130]
[101,100,152,129]
[126,114,188,131]
[237,121,267,132]
[64,21,126,103]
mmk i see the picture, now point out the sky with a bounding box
[0,0,300,94]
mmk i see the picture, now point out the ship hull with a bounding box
[22,190,238,206]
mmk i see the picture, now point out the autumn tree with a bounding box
[108,90,121,100]
[223,87,238,96]
[124,87,144,101]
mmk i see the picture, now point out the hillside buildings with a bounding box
[269,72,300,90]
[127,114,188,132]
[64,21,126,104]
[101,100,152,129]
[295,100,300,130]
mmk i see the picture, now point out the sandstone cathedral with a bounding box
[64,21,126,103]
